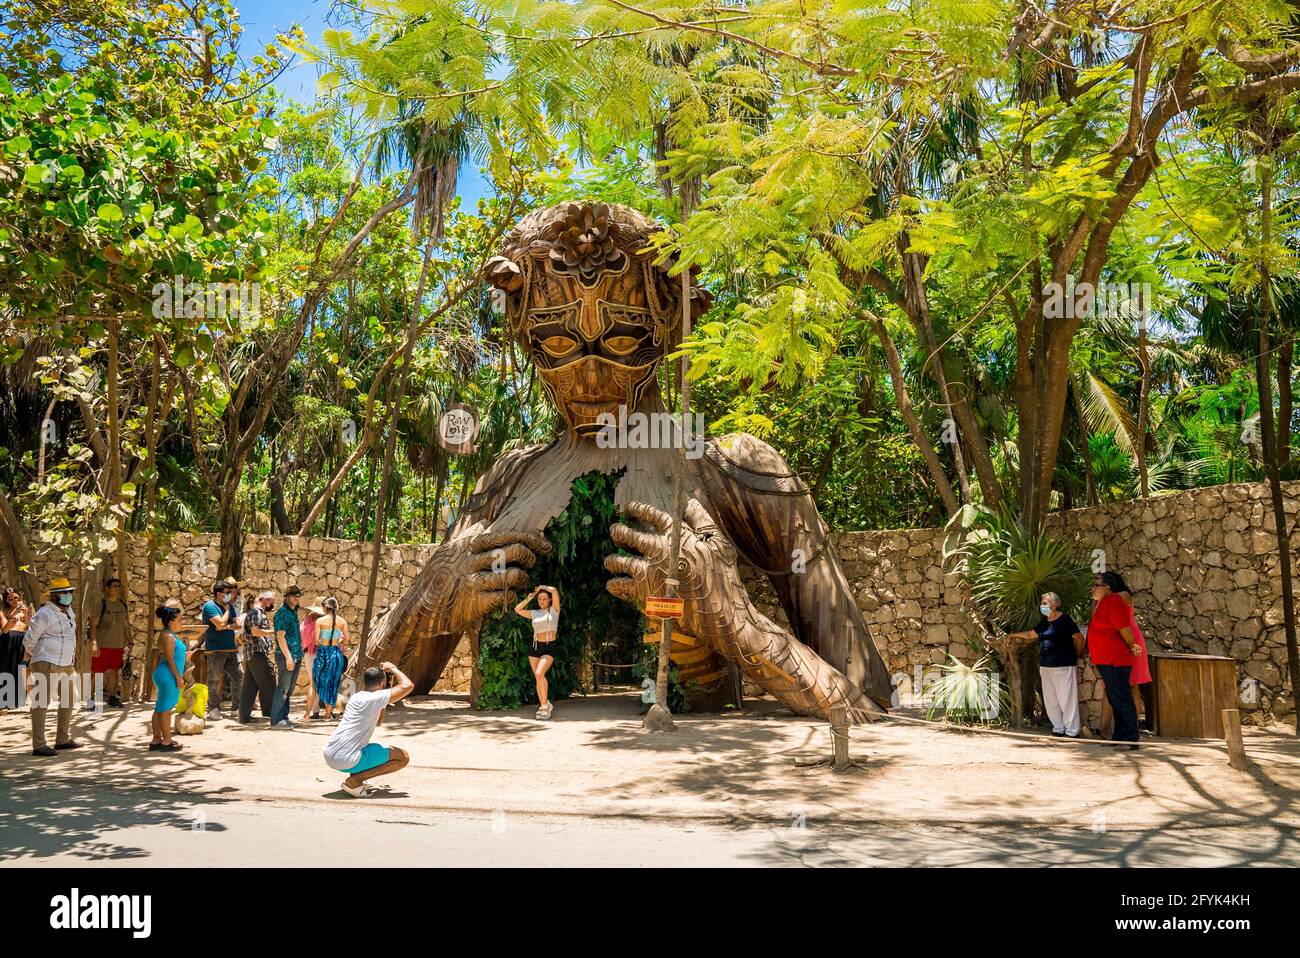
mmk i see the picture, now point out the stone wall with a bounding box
[1048,480,1300,725]
[29,532,478,696]
[24,479,1297,726]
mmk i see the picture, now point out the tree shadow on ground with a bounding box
[1,702,256,862]
[0,771,241,862]
[730,726,1300,867]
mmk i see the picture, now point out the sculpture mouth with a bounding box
[568,399,624,418]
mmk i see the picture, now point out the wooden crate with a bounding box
[1147,653,1238,739]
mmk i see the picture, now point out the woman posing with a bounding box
[0,587,29,713]
[515,585,561,720]
[149,605,187,752]
[311,597,350,722]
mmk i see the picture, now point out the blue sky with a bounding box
[236,0,491,208]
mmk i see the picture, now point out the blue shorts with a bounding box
[343,742,391,775]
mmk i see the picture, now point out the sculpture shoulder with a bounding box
[704,433,810,496]
[461,441,556,519]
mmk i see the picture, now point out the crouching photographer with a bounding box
[322,660,413,797]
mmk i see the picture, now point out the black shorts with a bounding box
[529,638,558,659]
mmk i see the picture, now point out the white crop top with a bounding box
[530,608,559,636]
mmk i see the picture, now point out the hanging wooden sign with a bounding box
[437,402,480,455]
[645,595,684,619]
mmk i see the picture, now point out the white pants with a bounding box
[1040,665,1081,736]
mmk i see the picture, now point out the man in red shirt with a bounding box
[1087,572,1143,748]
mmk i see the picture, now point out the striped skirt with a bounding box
[312,645,345,707]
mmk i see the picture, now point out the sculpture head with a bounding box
[486,202,712,437]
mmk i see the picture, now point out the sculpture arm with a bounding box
[701,433,893,708]
[605,500,880,721]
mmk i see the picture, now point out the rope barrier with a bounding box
[872,709,1251,752]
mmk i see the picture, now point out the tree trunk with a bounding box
[0,486,41,603]
[360,236,437,651]
[217,480,243,579]
[1136,296,1151,497]
[870,314,960,516]
[1279,335,1293,475]
[139,340,163,703]
[1254,168,1300,735]
[1072,375,1098,507]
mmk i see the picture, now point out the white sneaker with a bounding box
[272,720,294,730]
[537,703,553,720]
[206,708,223,721]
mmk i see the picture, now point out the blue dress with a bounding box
[313,622,345,706]
[153,631,186,713]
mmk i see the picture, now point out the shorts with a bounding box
[91,647,126,673]
[528,638,558,659]
[343,742,391,775]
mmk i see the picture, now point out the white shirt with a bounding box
[24,601,78,668]
[530,608,559,636]
[323,689,390,771]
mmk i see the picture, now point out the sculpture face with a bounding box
[524,257,670,436]
[487,202,710,438]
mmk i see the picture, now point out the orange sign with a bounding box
[645,596,684,619]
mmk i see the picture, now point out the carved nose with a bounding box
[577,304,604,342]
[582,358,600,387]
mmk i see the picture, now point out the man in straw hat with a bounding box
[21,576,84,756]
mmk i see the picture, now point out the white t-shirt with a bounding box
[323,689,390,770]
[530,608,559,636]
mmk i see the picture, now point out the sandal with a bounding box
[148,742,163,751]
[157,742,184,752]
[341,781,377,798]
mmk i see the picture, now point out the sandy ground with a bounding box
[2,690,1298,866]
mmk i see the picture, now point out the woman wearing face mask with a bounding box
[1008,592,1085,737]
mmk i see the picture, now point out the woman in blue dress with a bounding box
[150,605,187,752]
[311,597,350,721]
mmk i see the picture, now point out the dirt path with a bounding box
[3,692,1297,866]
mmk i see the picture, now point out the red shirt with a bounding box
[1087,592,1134,666]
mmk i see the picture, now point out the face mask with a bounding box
[1040,604,1051,616]
[57,593,73,607]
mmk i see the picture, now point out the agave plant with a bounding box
[944,504,1092,631]
[924,654,1012,726]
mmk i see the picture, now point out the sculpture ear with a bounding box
[485,255,524,293]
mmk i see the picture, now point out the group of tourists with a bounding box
[197,578,352,728]
[1007,569,1151,749]
[2,574,363,755]
[1,572,570,793]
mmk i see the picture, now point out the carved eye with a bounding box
[539,335,578,356]
[604,335,641,356]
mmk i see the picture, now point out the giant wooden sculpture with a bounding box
[364,202,893,720]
